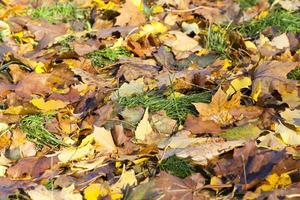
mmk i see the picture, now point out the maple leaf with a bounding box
[193,88,262,126]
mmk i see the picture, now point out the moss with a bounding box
[118,91,211,124]
[159,155,193,178]
[239,9,300,37]
[87,47,131,67]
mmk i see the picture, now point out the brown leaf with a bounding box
[214,142,286,191]
[184,114,223,135]
[154,172,205,200]
[115,0,145,26]
[14,73,51,99]
[7,156,59,179]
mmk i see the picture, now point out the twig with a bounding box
[165,5,208,13]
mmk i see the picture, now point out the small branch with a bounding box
[165,5,209,13]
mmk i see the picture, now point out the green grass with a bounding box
[287,66,300,80]
[87,47,131,67]
[57,35,75,51]
[29,2,86,23]
[239,8,300,37]
[118,91,211,124]
[159,155,193,178]
[206,25,229,57]
[20,114,63,149]
[239,0,258,10]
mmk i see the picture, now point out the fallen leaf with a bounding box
[84,183,108,200]
[151,111,177,135]
[7,156,59,179]
[184,114,223,135]
[270,33,290,50]
[251,61,299,108]
[220,123,262,141]
[276,122,300,146]
[257,173,291,192]
[93,126,116,153]
[115,0,145,26]
[135,108,153,141]
[257,133,286,151]
[226,77,252,96]
[194,88,262,126]
[161,31,201,58]
[30,98,68,111]
[111,166,137,196]
[281,108,300,128]
[58,144,94,163]
[176,140,245,165]
[115,78,145,98]
[28,184,82,200]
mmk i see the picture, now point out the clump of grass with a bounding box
[206,25,229,57]
[87,47,131,67]
[287,66,300,80]
[29,2,86,23]
[20,114,62,149]
[239,9,300,37]
[57,35,75,51]
[118,91,211,124]
[239,0,258,10]
[159,155,193,178]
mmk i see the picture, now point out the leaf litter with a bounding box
[0,0,299,199]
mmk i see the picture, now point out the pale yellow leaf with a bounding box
[276,123,300,146]
[58,144,94,163]
[93,126,116,153]
[111,166,137,195]
[135,108,153,141]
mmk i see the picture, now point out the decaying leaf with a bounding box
[176,139,245,165]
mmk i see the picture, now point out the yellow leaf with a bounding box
[0,123,8,132]
[30,98,67,111]
[256,10,269,20]
[226,77,252,96]
[129,0,143,11]
[258,173,291,192]
[151,5,164,14]
[221,59,231,70]
[251,80,262,101]
[34,62,45,73]
[245,41,257,51]
[84,184,109,200]
[135,108,153,141]
[2,106,23,115]
[93,0,115,10]
[58,144,94,163]
[139,21,168,36]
